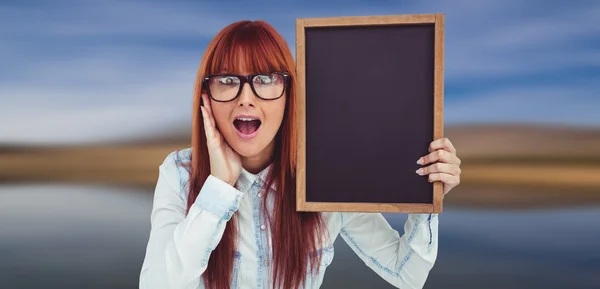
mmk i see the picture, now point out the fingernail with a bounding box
[417,157,423,165]
[416,168,423,175]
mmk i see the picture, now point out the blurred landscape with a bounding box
[2,123,599,209]
[2,123,599,289]
[2,0,599,288]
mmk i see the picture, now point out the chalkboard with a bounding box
[295,14,445,213]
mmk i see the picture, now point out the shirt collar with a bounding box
[236,164,276,192]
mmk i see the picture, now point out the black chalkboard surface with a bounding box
[295,14,445,213]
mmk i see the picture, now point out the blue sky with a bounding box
[1,0,598,144]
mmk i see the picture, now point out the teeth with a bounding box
[237,117,257,121]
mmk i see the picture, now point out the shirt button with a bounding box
[260,224,266,230]
[257,192,262,198]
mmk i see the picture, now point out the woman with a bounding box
[139,20,462,289]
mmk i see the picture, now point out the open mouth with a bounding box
[233,117,262,137]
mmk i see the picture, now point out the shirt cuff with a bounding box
[410,213,438,220]
[194,175,243,221]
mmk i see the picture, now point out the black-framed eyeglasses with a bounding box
[203,72,290,102]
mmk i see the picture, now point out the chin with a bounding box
[222,129,269,158]
[231,142,265,158]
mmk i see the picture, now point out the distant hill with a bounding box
[2,123,599,159]
[445,124,600,159]
[126,123,600,162]
[1,123,599,208]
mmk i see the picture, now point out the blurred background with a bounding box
[1,0,599,288]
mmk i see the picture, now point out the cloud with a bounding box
[445,79,600,127]
[0,86,192,145]
[0,1,231,38]
[431,0,600,81]
[0,0,598,144]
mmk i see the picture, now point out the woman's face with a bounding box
[207,69,286,159]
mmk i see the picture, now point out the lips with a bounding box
[233,115,262,137]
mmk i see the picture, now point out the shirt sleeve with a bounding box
[139,153,244,289]
[339,212,439,289]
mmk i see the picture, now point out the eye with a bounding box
[216,76,239,85]
[255,73,284,85]
[254,74,273,84]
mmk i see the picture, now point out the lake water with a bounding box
[1,184,598,289]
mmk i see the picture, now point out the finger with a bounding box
[429,137,456,154]
[206,105,217,130]
[416,162,461,176]
[418,149,461,165]
[427,172,460,186]
[202,94,214,119]
[201,94,217,129]
[201,106,216,141]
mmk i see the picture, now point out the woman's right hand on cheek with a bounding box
[200,94,242,187]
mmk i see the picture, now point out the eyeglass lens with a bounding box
[207,73,285,101]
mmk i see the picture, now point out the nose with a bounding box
[237,82,256,107]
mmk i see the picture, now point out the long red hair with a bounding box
[186,20,326,289]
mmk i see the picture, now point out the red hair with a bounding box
[186,20,326,289]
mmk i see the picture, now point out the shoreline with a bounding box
[1,144,599,209]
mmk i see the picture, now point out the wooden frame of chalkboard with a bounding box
[295,14,445,213]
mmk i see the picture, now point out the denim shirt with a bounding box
[139,148,439,289]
